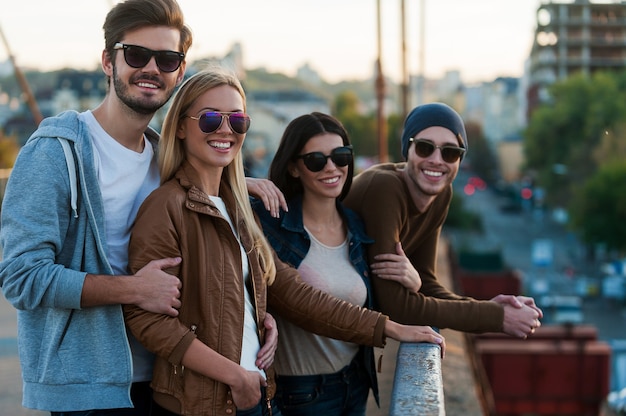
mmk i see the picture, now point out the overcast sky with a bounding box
[0,0,540,84]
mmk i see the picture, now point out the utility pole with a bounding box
[400,0,409,122]
[0,24,43,126]
[417,0,426,105]
[376,0,389,162]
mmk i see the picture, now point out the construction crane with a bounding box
[0,23,44,126]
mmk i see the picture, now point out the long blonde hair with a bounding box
[159,67,276,284]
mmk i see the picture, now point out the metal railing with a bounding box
[390,342,445,415]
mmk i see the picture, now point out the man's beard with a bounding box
[112,65,175,115]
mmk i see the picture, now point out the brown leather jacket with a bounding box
[124,162,388,416]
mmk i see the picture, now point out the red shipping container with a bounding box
[476,324,598,342]
[455,269,522,300]
[475,339,611,415]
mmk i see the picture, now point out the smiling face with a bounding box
[290,133,348,203]
[403,126,461,209]
[177,84,246,178]
[104,25,185,115]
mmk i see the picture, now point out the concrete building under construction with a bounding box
[527,0,626,117]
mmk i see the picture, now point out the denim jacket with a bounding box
[251,195,381,404]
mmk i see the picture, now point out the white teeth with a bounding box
[424,170,443,177]
[322,177,340,184]
[210,141,231,149]
[137,82,157,89]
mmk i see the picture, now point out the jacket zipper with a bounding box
[174,324,198,375]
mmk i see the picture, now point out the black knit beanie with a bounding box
[400,102,468,161]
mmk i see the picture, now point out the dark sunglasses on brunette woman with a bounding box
[187,112,251,134]
[113,43,185,73]
[296,146,353,172]
[409,138,466,163]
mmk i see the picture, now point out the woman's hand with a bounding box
[181,339,266,409]
[229,369,266,410]
[256,312,278,370]
[383,320,445,358]
[371,242,422,293]
[246,177,288,218]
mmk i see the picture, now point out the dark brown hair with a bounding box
[268,112,354,201]
[103,0,193,68]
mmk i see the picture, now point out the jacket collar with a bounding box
[281,194,373,244]
[174,162,235,217]
[173,161,254,249]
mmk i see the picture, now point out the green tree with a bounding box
[0,133,19,168]
[444,191,483,231]
[464,121,499,185]
[592,122,626,166]
[386,113,403,162]
[333,90,360,118]
[332,90,378,157]
[524,71,626,208]
[570,161,626,253]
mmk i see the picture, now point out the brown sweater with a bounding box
[344,163,504,333]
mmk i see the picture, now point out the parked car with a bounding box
[539,295,584,325]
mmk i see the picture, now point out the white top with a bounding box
[81,110,159,275]
[209,196,265,379]
[274,228,367,375]
[80,110,160,382]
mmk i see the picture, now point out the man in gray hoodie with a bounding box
[1,1,230,415]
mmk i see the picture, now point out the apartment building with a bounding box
[527,0,626,116]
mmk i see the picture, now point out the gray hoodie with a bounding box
[0,110,159,411]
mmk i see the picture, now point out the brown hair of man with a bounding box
[102,0,193,83]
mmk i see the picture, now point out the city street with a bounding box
[448,170,626,342]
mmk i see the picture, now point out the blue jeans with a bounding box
[150,386,281,416]
[275,355,370,416]
[236,390,282,416]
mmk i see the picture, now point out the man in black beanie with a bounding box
[343,102,543,337]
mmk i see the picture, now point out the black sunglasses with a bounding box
[409,138,466,163]
[113,43,185,73]
[296,146,353,172]
[188,111,251,135]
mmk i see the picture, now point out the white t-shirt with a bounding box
[209,196,265,379]
[274,228,366,375]
[80,110,160,382]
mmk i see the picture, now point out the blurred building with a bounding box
[497,135,526,183]
[296,62,323,86]
[482,78,523,146]
[527,0,626,117]
[244,90,330,178]
[0,59,12,77]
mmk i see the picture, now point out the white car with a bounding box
[540,295,584,325]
